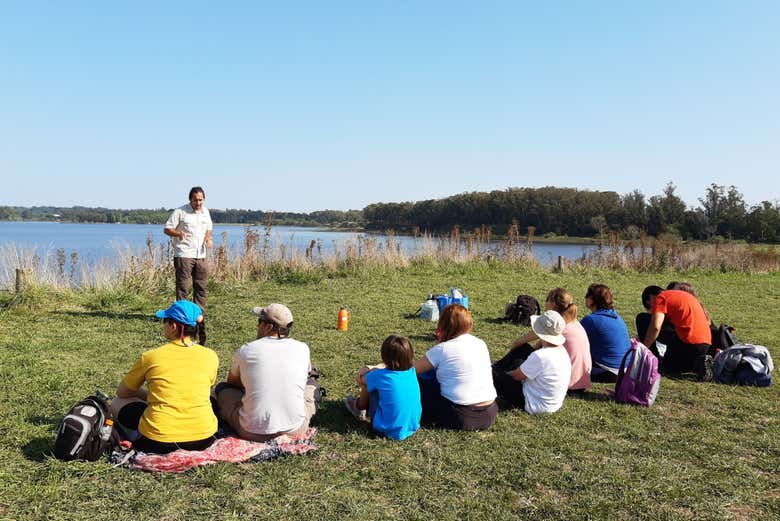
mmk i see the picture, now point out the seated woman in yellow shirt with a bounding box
[112,300,219,454]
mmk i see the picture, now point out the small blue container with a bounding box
[436,293,469,310]
[452,295,469,309]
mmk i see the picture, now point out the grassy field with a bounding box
[0,262,778,520]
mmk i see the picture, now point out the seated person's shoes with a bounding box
[694,354,714,382]
[344,395,368,421]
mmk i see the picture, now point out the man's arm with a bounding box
[509,367,527,382]
[164,209,187,240]
[203,209,213,248]
[164,227,188,240]
[643,312,666,348]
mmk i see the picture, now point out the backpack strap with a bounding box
[614,341,638,392]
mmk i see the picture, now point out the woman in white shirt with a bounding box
[413,304,498,430]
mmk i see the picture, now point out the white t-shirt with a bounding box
[520,346,571,414]
[425,333,497,405]
[165,204,213,259]
[230,336,311,435]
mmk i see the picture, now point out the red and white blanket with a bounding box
[112,429,317,473]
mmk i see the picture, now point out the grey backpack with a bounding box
[53,391,119,461]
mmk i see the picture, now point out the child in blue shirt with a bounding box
[345,335,422,441]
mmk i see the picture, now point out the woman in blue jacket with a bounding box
[580,284,632,382]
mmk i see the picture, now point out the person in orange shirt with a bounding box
[639,284,713,381]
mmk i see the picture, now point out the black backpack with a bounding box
[308,366,327,408]
[711,323,738,351]
[504,295,541,326]
[53,391,119,461]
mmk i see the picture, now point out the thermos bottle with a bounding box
[337,306,350,331]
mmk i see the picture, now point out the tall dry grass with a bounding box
[572,232,780,273]
[1,226,777,292]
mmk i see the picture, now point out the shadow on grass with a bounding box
[311,398,373,436]
[405,316,515,327]
[481,317,515,325]
[570,390,613,403]
[660,372,699,382]
[22,437,52,462]
[408,334,437,343]
[55,310,153,321]
[27,415,60,427]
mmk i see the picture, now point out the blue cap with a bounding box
[155,300,202,326]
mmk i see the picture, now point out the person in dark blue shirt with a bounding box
[580,284,632,382]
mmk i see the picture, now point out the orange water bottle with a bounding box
[337,306,350,331]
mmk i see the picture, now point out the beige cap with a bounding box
[251,303,294,328]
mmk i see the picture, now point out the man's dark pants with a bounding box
[636,313,709,374]
[174,257,208,343]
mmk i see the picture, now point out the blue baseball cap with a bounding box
[155,300,203,326]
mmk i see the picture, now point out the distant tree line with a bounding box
[363,183,780,242]
[3,183,778,242]
[210,208,363,227]
[0,206,364,228]
[0,206,172,224]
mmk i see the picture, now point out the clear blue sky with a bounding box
[1,1,778,212]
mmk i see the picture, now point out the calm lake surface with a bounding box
[0,221,598,267]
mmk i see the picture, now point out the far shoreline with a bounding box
[4,220,776,247]
[0,219,601,244]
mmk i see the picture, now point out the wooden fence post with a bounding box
[556,256,564,273]
[15,268,30,293]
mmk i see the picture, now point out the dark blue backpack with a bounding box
[713,344,773,387]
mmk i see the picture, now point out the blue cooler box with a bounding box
[436,293,469,310]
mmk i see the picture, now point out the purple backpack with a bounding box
[608,338,660,406]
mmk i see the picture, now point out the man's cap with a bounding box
[252,303,293,328]
[155,300,203,327]
[531,310,566,346]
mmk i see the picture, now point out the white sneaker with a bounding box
[344,395,368,421]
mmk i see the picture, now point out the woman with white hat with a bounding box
[493,310,572,414]
[494,288,591,393]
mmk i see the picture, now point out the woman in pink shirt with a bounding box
[494,288,592,393]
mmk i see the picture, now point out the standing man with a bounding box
[164,186,213,345]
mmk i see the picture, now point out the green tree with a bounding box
[746,201,780,242]
[647,182,686,236]
[619,189,648,230]
[0,206,21,220]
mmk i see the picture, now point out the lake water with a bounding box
[0,221,598,267]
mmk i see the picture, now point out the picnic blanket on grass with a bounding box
[110,428,317,473]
